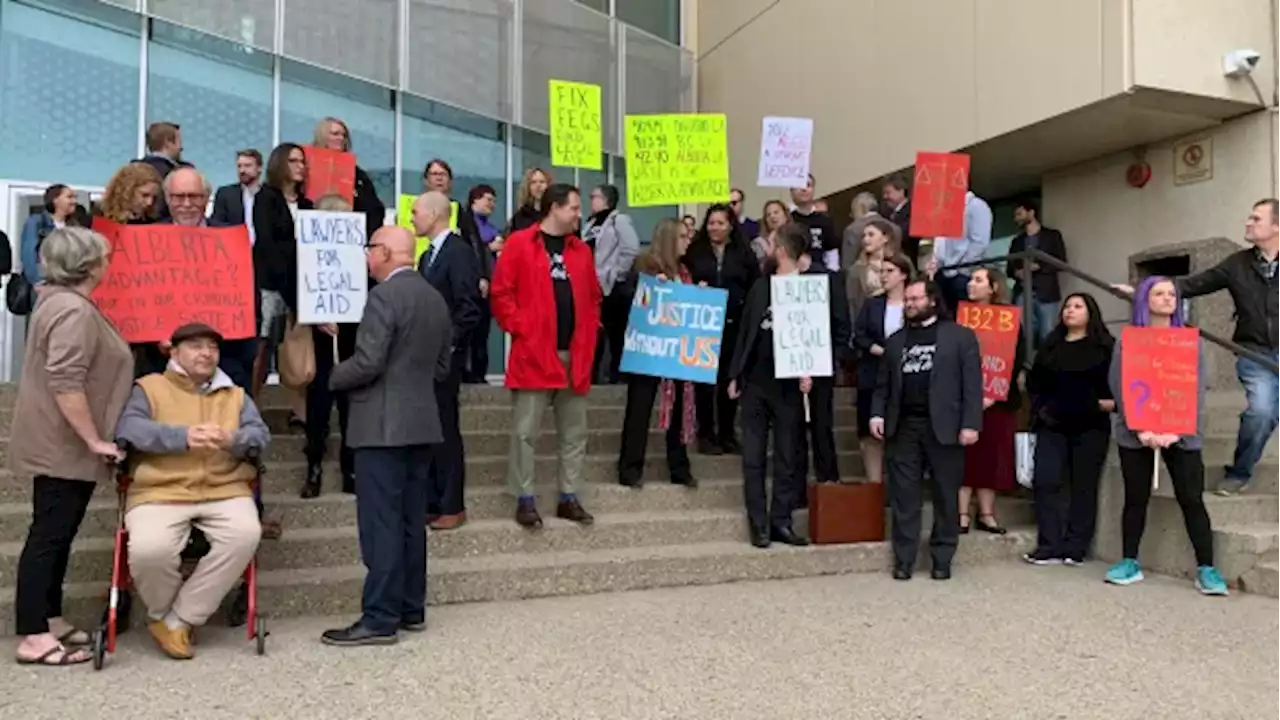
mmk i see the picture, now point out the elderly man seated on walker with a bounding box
[114,322,269,659]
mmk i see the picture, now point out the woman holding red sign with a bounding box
[957,267,1024,534]
[1105,276,1227,595]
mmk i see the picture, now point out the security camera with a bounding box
[1223,49,1261,77]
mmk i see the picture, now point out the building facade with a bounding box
[693,0,1278,328]
[0,0,691,380]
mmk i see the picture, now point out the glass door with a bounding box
[1,183,105,382]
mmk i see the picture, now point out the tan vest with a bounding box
[128,370,256,509]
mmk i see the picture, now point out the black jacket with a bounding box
[418,231,483,346]
[210,184,250,227]
[252,186,314,310]
[727,271,851,387]
[1008,226,1067,302]
[853,295,895,390]
[888,199,922,264]
[871,319,983,445]
[684,238,761,321]
[1178,247,1278,351]
[351,166,386,243]
[507,204,540,235]
[455,204,494,281]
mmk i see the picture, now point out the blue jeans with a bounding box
[1226,350,1279,482]
[1032,300,1059,343]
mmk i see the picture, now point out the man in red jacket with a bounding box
[490,183,602,528]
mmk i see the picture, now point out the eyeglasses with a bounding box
[365,242,388,252]
[169,193,208,205]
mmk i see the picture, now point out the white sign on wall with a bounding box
[757,116,814,189]
[771,274,832,379]
[296,210,368,324]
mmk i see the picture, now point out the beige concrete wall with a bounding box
[695,0,1126,203]
[1131,0,1278,105]
[1042,109,1276,322]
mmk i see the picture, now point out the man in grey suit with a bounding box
[321,226,453,647]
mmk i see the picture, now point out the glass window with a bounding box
[147,0,275,52]
[617,0,680,45]
[406,0,512,123]
[0,0,141,187]
[147,20,273,190]
[522,0,618,154]
[283,0,396,87]
[624,23,690,115]
[400,94,506,212]
[573,0,607,11]
[278,59,396,206]
[613,156,673,244]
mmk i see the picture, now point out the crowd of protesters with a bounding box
[5,114,1276,660]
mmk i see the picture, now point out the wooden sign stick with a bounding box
[1151,448,1160,491]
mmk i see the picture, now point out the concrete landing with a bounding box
[2,565,1274,720]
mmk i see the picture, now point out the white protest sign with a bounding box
[771,274,832,378]
[296,210,368,324]
[757,116,813,188]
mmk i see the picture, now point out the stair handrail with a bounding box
[940,249,1279,375]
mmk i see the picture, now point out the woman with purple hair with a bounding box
[1105,276,1228,595]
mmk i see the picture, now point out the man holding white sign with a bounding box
[727,225,815,548]
[869,279,983,581]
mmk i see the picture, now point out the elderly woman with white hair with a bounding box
[10,227,134,666]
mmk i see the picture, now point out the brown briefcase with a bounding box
[807,481,886,545]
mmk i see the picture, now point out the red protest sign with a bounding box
[1120,326,1199,435]
[303,146,356,204]
[909,152,970,238]
[91,218,256,344]
[956,301,1021,402]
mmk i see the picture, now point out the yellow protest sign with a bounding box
[624,113,730,207]
[549,80,603,170]
[398,194,459,263]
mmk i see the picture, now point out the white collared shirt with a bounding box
[242,183,259,244]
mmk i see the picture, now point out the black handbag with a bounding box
[6,273,35,316]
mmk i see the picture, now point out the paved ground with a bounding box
[3,564,1276,720]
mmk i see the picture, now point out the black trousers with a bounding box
[306,324,357,483]
[14,476,95,635]
[1118,445,1214,566]
[695,318,740,444]
[618,374,692,484]
[428,349,467,516]
[1031,428,1109,560]
[796,377,840,483]
[219,338,258,391]
[740,380,803,531]
[886,415,964,569]
[355,445,431,633]
[465,308,491,383]
[130,342,167,379]
[594,289,633,384]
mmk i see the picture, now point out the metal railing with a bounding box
[944,249,1280,375]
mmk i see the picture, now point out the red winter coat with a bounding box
[491,225,601,394]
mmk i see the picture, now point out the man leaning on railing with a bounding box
[1114,198,1279,496]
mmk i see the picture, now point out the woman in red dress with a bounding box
[959,267,1025,534]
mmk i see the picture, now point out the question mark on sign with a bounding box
[1129,380,1151,413]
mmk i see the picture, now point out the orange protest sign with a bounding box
[1120,326,1199,435]
[91,219,256,344]
[956,301,1021,402]
[303,146,356,204]
[909,152,970,238]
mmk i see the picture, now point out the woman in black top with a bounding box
[252,144,314,399]
[683,203,760,455]
[852,254,914,484]
[1024,292,1116,565]
[507,167,552,234]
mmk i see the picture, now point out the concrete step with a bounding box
[1237,552,1279,597]
[0,480,1033,544]
[0,497,1034,588]
[254,383,860,409]
[258,404,865,436]
[0,527,1035,633]
[0,451,869,504]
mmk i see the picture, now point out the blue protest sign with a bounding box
[619,274,728,384]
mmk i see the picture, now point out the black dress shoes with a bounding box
[399,618,426,633]
[892,565,913,581]
[320,622,398,647]
[750,527,771,548]
[300,463,322,499]
[556,497,595,525]
[930,566,952,581]
[770,526,810,547]
[719,437,742,455]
